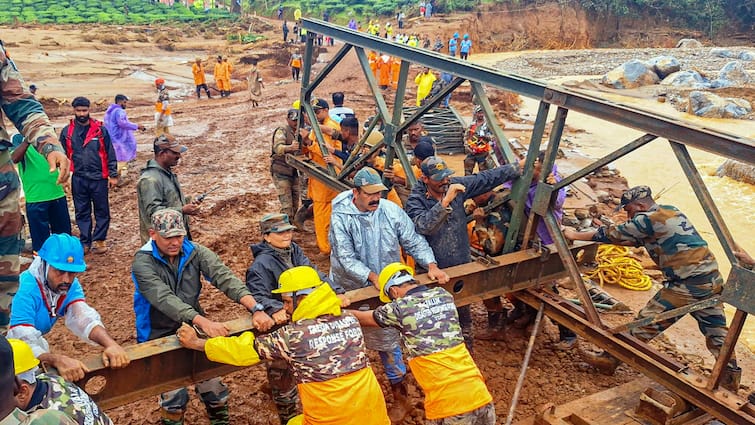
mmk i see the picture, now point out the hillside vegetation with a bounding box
[0,0,235,24]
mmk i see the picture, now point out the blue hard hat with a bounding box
[463,34,469,39]
[453,32,459,38]
[38,234,87,273]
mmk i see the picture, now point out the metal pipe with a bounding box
[505,302,545,425]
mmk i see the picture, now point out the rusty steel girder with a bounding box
[75,242,595,410]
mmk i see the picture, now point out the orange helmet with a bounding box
[155,78,165,85]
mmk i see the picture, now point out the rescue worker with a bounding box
[0,41,70,336]
[136,135,198,244]
[448,32,459,57]
[563,186,741,388]
[464,105,496,175]
[9,339,112,425]
[300,98,341,254]
[289,50,302,82]
[10,134,71,253]
[213,56,229,97]
[460,34,472,60]
[60,96,118,255]
[368,50,379,79]
[222,57,233,95]
[7,234,130,382]
[390,56,401,90]
[351,263,496,425]
[131,209,273,425]
[177,266,390,425]
[246,213,349,424]
[154,78,172,136]
[405,156,521,351]
[415,67,436,106]
[104,94,145,185]
[377,53,392,90]
[0,335,76,425]
[192,58,212,99]
[329,167,449,422]
[271,109,302,219]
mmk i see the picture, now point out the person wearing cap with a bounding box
[382,137,435,206]
[10,134,71,253]
[245,213,349,424]
[0,336,77,425]
[177,266,390,425]
[192,57,212,99]
[136,134,197,244]
[154,78,173,135]
[414,67,436,107]
[301,97,341,254]
[329,166,448,422]
[104,94,146,185]
[60,96,117,255]
[7,234,129,382]
[0,44,70,336]
[350,263,496,425]
[562,186,741,388]
[405,156,520,352]
[131,209,273,425]
[271,109,303,220]
[464,105,496,176]
[9,338,113,425]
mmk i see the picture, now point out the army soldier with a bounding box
[271,109,302,219]
[178,266,390,425]
[351,263,496,425]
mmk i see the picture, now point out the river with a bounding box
[474,54,755,352]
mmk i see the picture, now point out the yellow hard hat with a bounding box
[273,266,323,295]
[378,263,414,303]
[8,338,39,375]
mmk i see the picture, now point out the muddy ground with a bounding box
[4,12,753,425]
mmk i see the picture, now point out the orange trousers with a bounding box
[313,200,332,254]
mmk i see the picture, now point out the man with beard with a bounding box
[103,94,145,185]
[137,135,198,244]
[329,166,448,423]
[405,156,520,352]
[60,96,118,255]
[245,213,348,424]
[7,234,129,382]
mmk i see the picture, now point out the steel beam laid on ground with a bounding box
[75,243,595,410]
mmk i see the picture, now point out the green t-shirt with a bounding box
[13,136,65,203]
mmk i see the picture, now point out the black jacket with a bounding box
[60,118,117,181]
[246,241,344,316]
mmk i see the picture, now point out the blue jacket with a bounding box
[246,240,344,317]
[405,165,520,268]
[10,270,85,334]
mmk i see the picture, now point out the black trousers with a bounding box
[71,175,110,246]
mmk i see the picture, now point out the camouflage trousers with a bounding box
[631,273,732,361]
[159,377,229,424]
[265,359,301,424]
[0,149,22,334]
[463,152,495,176]
[426,402,496,425]
[272,173,301,220]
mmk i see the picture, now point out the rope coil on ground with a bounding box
[584,245,653,291]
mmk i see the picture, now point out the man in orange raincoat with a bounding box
[192,58,212,99]
[213,56,230,97]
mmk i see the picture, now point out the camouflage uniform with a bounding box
[270,125,301,219]
[373,285,495,423]
[593,204,731,357]
[28,374,112,425]
[265,359,300,424]
[0,41,63,334]
[1,408,77,425]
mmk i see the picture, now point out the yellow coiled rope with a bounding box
[583,245,653,291]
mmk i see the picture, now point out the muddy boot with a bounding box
[293,203,313,229]
[160,408,184,425]
[579,350,621,375]
[720,365,742,392]
[206,405,229,425]
[478,311,507,341]
[388,381,411,424]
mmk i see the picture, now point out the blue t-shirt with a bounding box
[449,38,458,52]
[10,270,86,334]
[460,40,472,53]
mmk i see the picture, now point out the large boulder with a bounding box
[660,70,709,89]
[601,60,660,89]
[739,51,755,61]
[711,61,752,88]
[648,56,681,79]
[717,159,755,185]
[687,91,751,119]
[710,48,735,58]
[676,38,702,48]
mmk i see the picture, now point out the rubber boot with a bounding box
[160,408,184,425]
[720,365,742,392]
[478,311,507,341]
[579,350,621,375]
[388,381,410,424]
[206,404,229,425]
